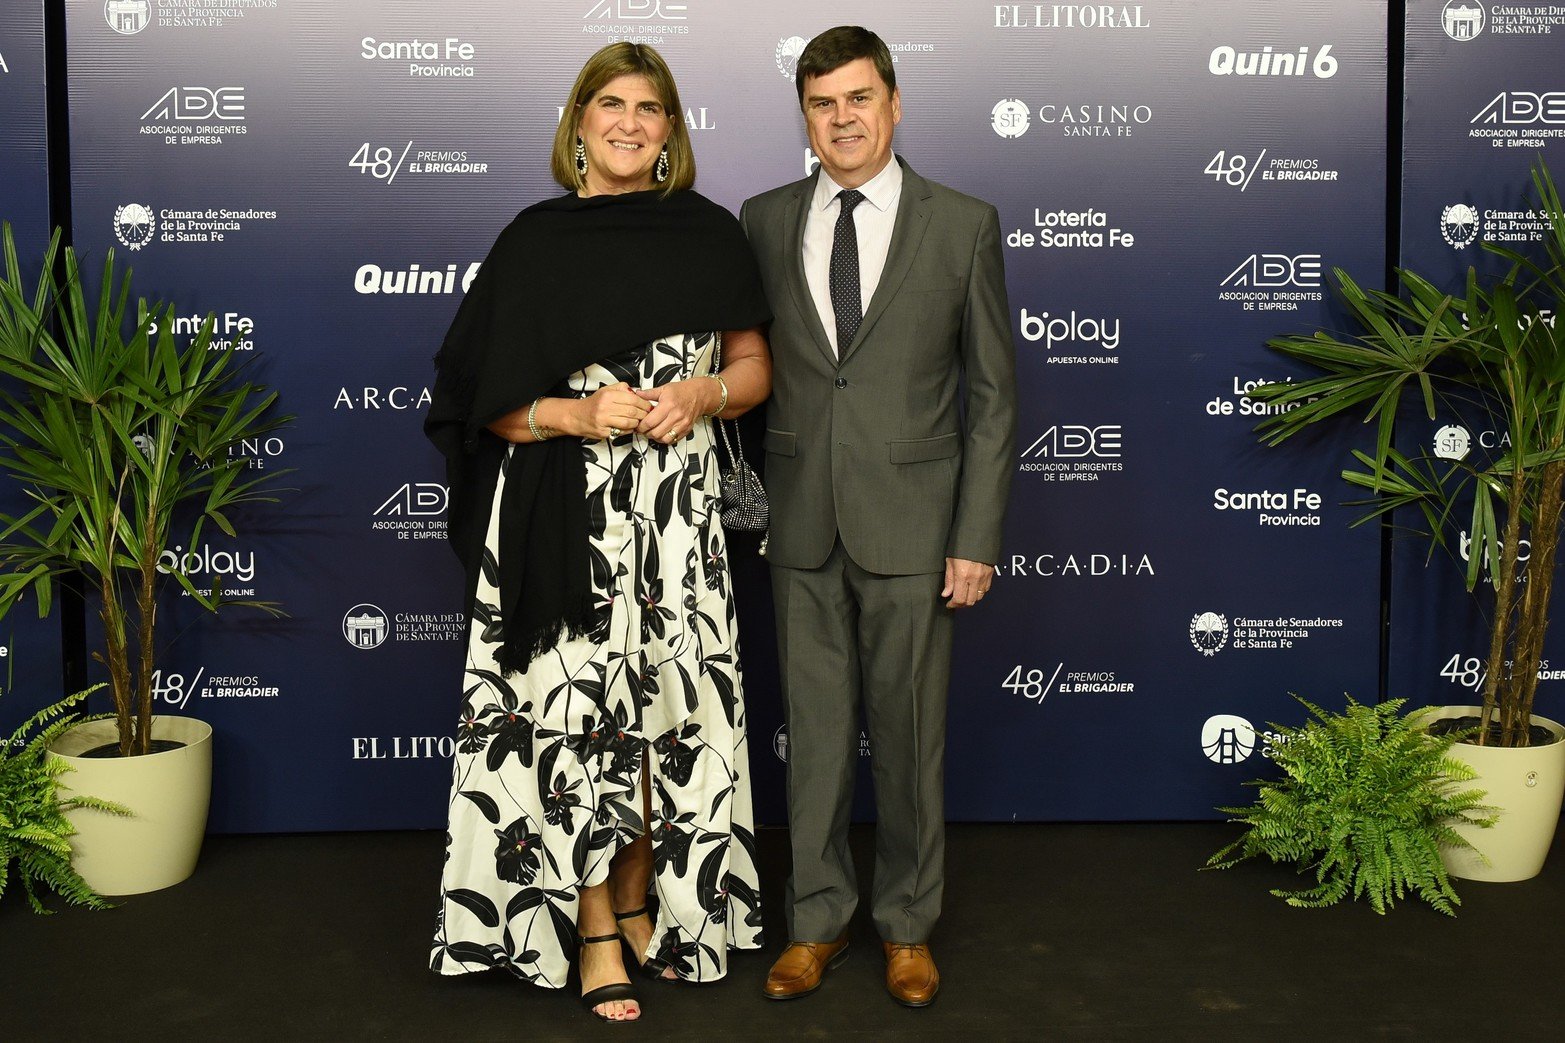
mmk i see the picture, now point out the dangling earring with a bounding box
[575,136,587,177]
[654,145,669,183]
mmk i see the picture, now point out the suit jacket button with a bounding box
[835,377,847,388]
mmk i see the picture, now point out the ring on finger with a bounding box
[608,426,623,438]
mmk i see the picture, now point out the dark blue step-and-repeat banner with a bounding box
[0,1,65,735]
[50,0,1387,830]
[1393,2,1565,722]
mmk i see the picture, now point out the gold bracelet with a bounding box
[527,397,557,441]
[705,374,729,418]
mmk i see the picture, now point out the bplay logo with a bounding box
[1018,309,1120,350]
[157,543,256,583]
[992,99,1030,138]
[113,203,156,251]
[1442,1,1485,40]
[106,0,151,35]
[1201,714,1256,763]
[1190,612,1229,656]
[344,604,390,649]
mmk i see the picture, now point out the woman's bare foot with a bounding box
[580,940,640,1021]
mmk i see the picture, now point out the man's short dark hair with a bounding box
[795,25,896,106]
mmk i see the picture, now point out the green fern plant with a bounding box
[1205,695,1496,915]
[0,683,128,913]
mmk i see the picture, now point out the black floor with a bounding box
[3,823,1563,1040]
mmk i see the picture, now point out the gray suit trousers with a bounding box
[772,540,952,943]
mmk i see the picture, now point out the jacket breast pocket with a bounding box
[765,428,797,457]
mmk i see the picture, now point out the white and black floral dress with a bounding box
[430,331,763,987]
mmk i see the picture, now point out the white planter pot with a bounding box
[49,715,213,896]
[1427,705,1565,883]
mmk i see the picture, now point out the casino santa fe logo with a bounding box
[992,99,1030,138]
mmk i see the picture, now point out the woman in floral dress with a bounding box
[424,43,771,1024]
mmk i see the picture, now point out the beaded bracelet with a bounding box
[527,397,556,441]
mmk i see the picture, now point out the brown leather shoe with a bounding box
[761,936,850,1000]
[883,942,939,1007]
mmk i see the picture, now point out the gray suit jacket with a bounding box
[740,158,1017,574]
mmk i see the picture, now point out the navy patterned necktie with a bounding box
[829,189,866,353]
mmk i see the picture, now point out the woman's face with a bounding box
[577,73,674,195]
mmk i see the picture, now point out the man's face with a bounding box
[801,57,901,189]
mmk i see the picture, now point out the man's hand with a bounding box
[942,557,994,609]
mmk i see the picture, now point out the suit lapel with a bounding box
[783,177,836,366]
[839,159,933,364]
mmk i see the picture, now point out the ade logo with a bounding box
[143,87,245,121]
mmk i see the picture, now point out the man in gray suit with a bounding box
[740,26,1016,1008]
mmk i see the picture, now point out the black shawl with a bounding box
[426,189,770,675]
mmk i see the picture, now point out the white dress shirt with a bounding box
[802,155,904,356]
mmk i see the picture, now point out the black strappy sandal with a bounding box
[578,934,640,1023]
[614,907,677,983]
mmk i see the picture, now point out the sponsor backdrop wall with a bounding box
[0,0,65,735]
[1393,3,1565,725]
[59,0,1384,832]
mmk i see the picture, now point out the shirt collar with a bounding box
[812,154,903,214]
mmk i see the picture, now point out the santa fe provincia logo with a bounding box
[1441,203,1481,248]
[114,203,156,250]
[1189,612,1229,656]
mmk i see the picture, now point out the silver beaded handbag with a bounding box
[708,333,769,538]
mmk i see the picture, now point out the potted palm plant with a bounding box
[0,224,290,895]
[1248,159,1565,881]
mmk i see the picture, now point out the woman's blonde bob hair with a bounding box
[550,42,694,196]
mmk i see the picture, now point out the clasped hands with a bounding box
[577,379,716,443]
